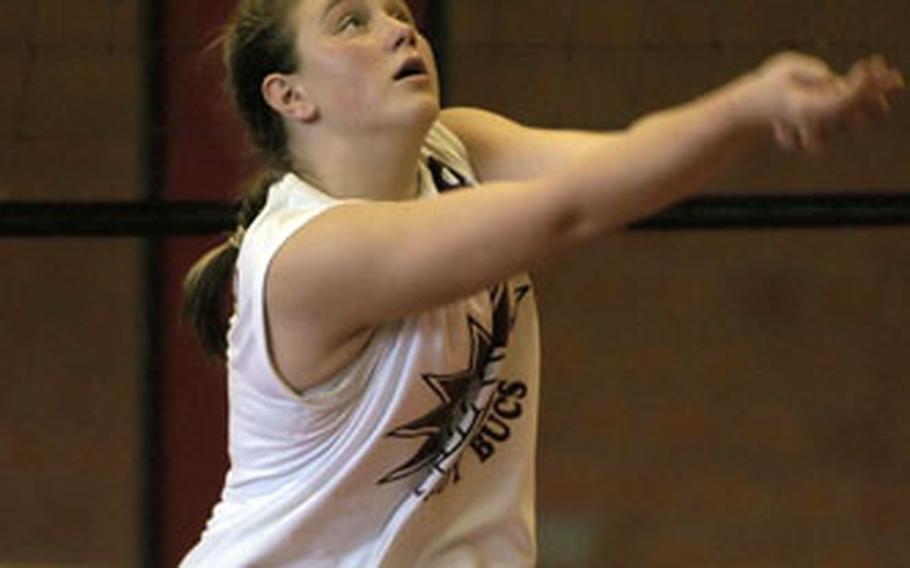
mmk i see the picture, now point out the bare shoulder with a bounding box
[439,107,535,182]
[264,203,381,392]
[439,106,499,126]
[439,107,526,145]
[442,106,625,184]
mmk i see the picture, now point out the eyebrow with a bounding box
[321,0,412,20]
[321,0,347,21]
[388,0,412,13]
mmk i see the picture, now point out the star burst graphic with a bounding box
[377,315,500,485]
[378,285,513,488]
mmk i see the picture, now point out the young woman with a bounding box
[180,0,903,564]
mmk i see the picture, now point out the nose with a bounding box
[386,15,417,50]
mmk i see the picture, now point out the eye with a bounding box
[389,7,413,25]
[337,11,368,33]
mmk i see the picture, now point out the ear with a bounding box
[262,73,318,122]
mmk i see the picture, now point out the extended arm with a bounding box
[267,53,903,389]
[442,54,902,187]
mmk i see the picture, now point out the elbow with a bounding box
[544,190,598,253]
[553,206,588,247]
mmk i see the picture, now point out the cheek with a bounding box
[312,46,384,106]
[418,39,440,87]
[418,38,436,70]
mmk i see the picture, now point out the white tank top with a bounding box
[181,123,541,567]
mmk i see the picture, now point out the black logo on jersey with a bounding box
[427,156,469,192]
[377,282,532,500]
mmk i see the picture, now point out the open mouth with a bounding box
[394,57,428,81]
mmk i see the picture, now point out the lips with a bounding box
[393,56,428,81]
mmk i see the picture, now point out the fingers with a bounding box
[835,56,902,130]
[773,121,799,152]
[773,54,904,155]
[856,54,905,92]
[843,55,903,110]
[773,121,830,155]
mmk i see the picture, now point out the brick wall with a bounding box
[0,0,142,565]
[447,1,910,565]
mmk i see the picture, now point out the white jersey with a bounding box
[181,123,541,567]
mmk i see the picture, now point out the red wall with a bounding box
[159,1,430,565]
[160,0,243,564]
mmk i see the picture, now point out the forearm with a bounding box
[549,73,765,240]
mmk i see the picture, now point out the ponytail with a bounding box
[182,241,239,360]
[182,170,280,360]
[183,0,302,360]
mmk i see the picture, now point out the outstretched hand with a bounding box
[743,52,904,154]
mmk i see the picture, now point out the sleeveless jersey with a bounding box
[181,122,541,567]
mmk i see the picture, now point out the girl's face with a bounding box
[291,0,440,133]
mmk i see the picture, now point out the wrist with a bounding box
[706,71,777,144]
[724,72,774,129]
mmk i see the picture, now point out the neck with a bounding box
[289,122,431,201]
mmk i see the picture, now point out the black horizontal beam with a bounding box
[632,193,910,230]
[0,201,236,237]
[3,194,910,237]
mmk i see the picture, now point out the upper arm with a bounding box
[264,185,569,389]
[440,107,625,183]
[265,112,626,390]
[268,183,569,346]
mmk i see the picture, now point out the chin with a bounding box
[417,97,442,124]
[398,95,441,131]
